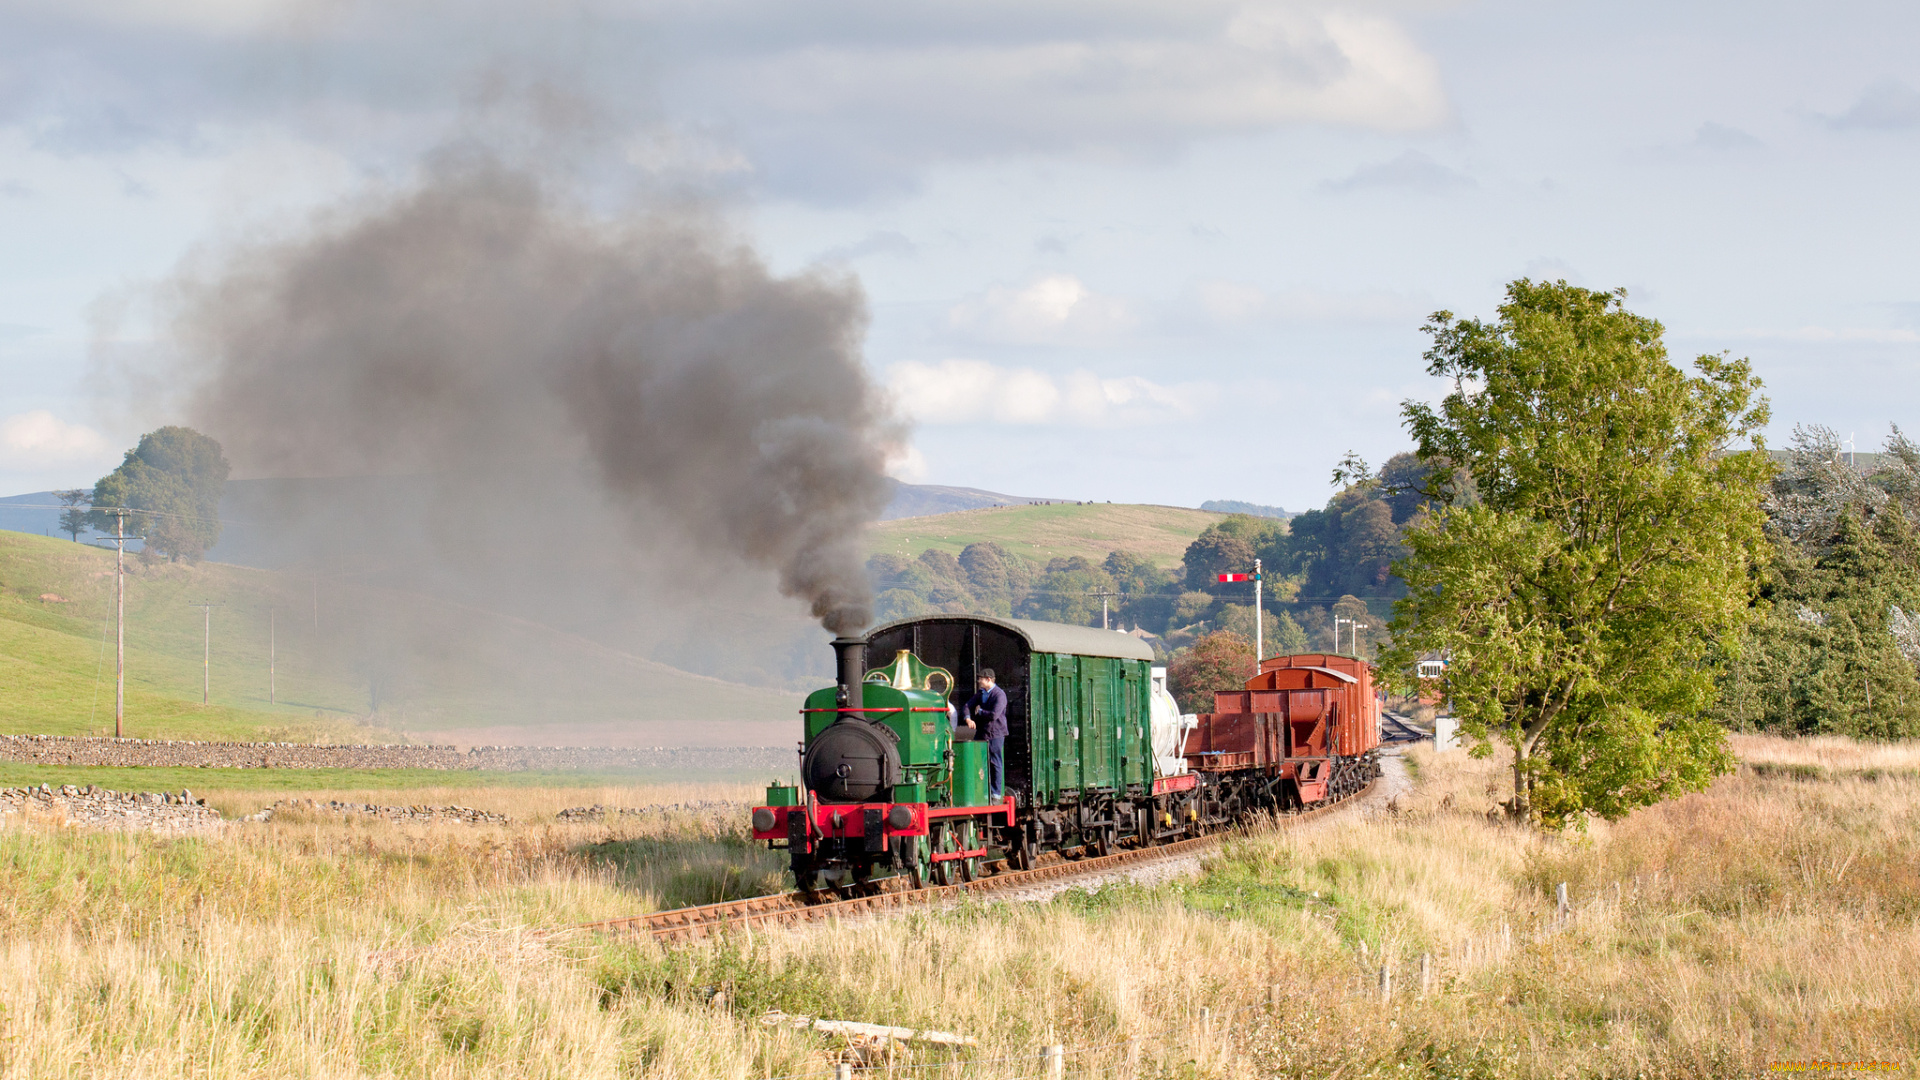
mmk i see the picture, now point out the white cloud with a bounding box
[885,358,1208,427]
[0,410,116,470]
[947,275,1135,344]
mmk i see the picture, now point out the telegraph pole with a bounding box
[189,600,215,704]
[96,510,144,738]
[1089,590,1122,630]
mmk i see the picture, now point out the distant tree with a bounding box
[1267,611,1309,656]
[1105,550,1178,632]
[1376,452,1436,524]
[875,587,932,622]
[90,426,231,562]
[1382,280,1772,829]
[1020,556,1117,626]
[1167,630,1254,713]
[1288,488,1408,600]
[1172,590,1214,628]
[1718,511,1920,739]
[1183,532,1257,593]
[53,489,90,541]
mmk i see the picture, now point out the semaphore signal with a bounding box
[1217,559,1263,671]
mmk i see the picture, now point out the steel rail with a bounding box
[580,776,1380,944]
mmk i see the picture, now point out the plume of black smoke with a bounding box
[173,155,898,641]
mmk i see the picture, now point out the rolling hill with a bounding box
[866,502,1225,569]
[0,531,793,746]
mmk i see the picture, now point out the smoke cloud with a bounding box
[172,153,899,643]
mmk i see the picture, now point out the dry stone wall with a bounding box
[0,734,791,773]
[0,783,222,833]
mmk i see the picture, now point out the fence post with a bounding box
[834,1064,852,1080]
[1419,953,1431,998]
[1556,882,1569,921]
[1041,1043,1064,1080]
[1378,965,1392,1002]
[1269,982,1283,1009]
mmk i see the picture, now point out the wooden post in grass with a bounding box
[1269,983,1283,1008]
[1557,882,1569,921]
[1420,953,1431,998]
[189,600,214,704]
[1041,1043,1064,1079]
[1378,965,1392,1002]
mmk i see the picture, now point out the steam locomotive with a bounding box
[750,614,1382,896]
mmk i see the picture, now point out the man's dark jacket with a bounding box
[965,683,1009,739]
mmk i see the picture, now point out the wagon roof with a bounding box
[865,615,1156,662]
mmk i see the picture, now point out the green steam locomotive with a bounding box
[749,612,1382,896]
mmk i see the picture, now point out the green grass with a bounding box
[867,501,1224,569]
[0,530,791,742]
[0,763,780,794]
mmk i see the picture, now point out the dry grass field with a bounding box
[2,739,1915,1078]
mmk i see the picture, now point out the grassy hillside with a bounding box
[867,502,1224,569]
[0,531,792,743]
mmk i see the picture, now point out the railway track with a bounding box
[581,775,1380,944]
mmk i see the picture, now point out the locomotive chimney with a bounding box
[832,637,865,721]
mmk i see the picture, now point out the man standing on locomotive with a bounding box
[965,669,1009,802]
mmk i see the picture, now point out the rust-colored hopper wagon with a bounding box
[1182,654,1382,809]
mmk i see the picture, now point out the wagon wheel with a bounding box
[958,821,981,883]
[1092,825,1115,858]
[1008,828,1035,872]
[930,822,958,887]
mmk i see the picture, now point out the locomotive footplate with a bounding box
[751,797,1015,847]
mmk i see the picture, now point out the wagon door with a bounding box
[1080,656,1113,790]
[1052,659,1081,792]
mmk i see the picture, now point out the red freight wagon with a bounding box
[1181,653,1382,808]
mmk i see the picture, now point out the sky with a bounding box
[0,0,1916,512]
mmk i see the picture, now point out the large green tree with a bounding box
[1381,280,1773,828]
[91,426,231,563]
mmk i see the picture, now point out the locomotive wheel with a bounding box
[958,821,980,883]
[899,836,930,890]
[931,822,957,887]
